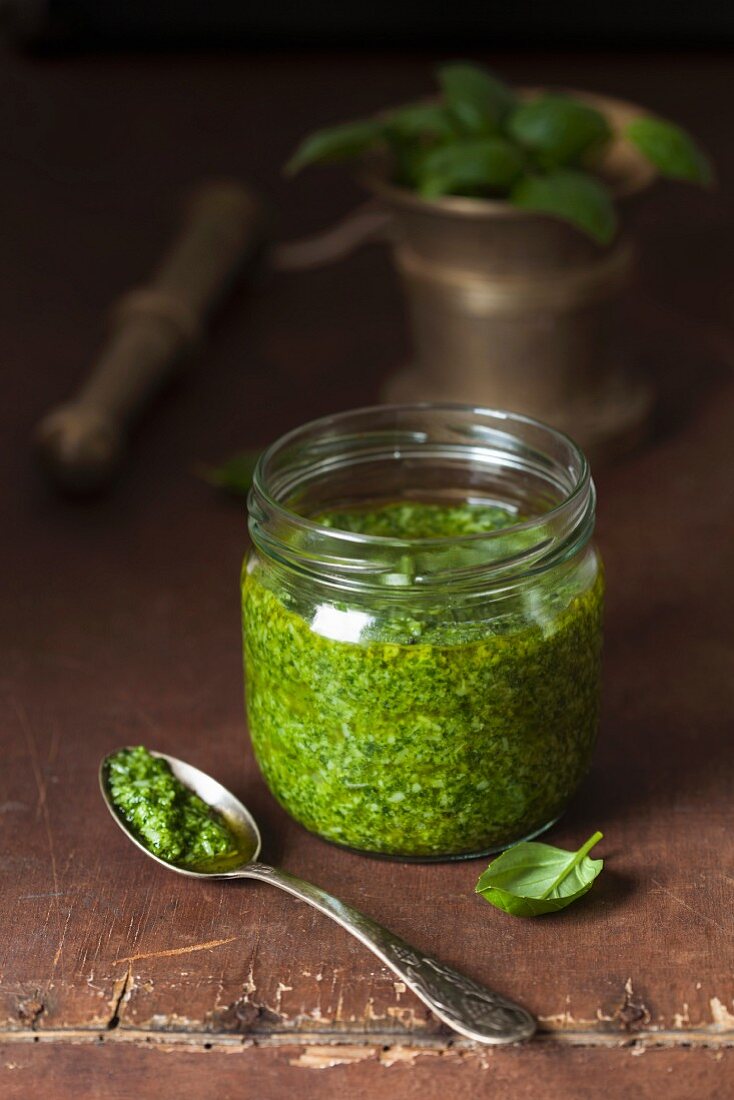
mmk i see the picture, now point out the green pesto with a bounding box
[105,746,245,871]
[317,500,518,538]
[243,502,604,858]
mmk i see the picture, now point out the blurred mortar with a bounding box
[371,91,657,462]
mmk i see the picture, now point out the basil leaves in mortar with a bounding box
[476,831,604,917]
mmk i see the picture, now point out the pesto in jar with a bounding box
[105,746,247,871]
[242,501,603,859]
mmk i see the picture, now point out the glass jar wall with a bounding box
[242,405,603,860]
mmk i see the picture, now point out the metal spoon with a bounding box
[100,749,536,1045]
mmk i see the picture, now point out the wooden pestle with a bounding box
[34,180,264,492]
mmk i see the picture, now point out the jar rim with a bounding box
[249,403,595,591]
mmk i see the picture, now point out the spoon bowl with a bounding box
[100,749,262,875]
[100,747,536,1046]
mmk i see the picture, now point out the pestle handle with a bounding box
[34,180,264,492]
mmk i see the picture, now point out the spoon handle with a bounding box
[237,861,535,1045]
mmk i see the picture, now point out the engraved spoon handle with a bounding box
[236,861,535,1045]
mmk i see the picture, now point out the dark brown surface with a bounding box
[1,48,733,1097]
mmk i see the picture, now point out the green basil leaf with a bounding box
[476,831,604,917]
[511,169,617,244]
[385,101,458,141]
[196,451,261,497]
[625,116,713,185]
[507,95,611,167]
[286,120,383,175]
[418,138,524,198]
[438,62,515,135]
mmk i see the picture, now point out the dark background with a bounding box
[3,0,734,50]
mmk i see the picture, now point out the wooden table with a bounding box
[1,48,732,1098]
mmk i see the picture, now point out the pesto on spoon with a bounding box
[105,746,249,872]
[100,746,536,1046]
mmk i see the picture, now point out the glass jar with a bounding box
[242,405,603,861]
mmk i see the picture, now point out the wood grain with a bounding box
[0,46,732,1097]
[0,1042,731,1100]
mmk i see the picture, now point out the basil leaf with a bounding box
[286,120,383,175]
[384,104,459,187]
[511,169,617,244]
[438,62,515,136]
[418,138,524,198]
[625,116,713,186]
[197,451,261,497]
[476,831,604,917]
[507,95,611,168]
[385,101,458,142]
